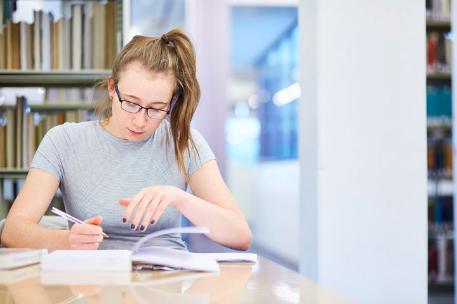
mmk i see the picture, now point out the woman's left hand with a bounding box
[119,185,186,232]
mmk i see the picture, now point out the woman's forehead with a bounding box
[119,64,175,91]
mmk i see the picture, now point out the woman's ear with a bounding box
[107,77,115,99]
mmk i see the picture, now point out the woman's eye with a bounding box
[125,101,139,109]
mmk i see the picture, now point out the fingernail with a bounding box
[130,224,135,230]
[140,225,145,231]
[122,218,126,223]
[150,220,155,225]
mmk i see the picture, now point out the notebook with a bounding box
[41,226,256,273]
[0,248,48,270]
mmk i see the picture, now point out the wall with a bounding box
[299,0,427,303]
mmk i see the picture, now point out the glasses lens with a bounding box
[146,108,166,119]
[121,101,141,113]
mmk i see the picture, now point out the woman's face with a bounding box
[106,61,175,141]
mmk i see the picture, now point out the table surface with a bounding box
[0,256,354,304]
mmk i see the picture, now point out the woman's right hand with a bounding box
[67,216,105,250]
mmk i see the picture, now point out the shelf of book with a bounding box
[427,19,451,29]
[427,72,452,80]
[0,70,110,87]
[426,1,454,297]
[0,169,28,179]
[0,103,95,112]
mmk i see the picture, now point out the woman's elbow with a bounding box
[1,222,14,247]
[238,228,253,251]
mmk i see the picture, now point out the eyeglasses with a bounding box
[114,83,171,119]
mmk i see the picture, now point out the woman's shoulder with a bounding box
[45,120,96,140]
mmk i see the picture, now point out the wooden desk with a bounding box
[0,257,353,303]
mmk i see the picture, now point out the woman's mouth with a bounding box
[128,129,145,137]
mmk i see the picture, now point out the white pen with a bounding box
[51,207,109,238]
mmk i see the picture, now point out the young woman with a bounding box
[1,28,252,251]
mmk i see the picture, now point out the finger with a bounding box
[74,233,104,244]
[84,215,103,226]
[122,190,146,223]
[72,223,102,235]
[150,199,170,225]
[140,199,169,231]
[138,194,163,232]
[119,198,130,207]
[131,192,155,231]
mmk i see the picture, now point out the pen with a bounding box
[51,207,109,238]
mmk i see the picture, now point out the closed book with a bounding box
[0,28,5,69]
[41,11,53,70]
[0,248,48,270]
[6,20,20,70]
[104,0,116,68]
[41,250,132,272]
[0,123,5,167]
[19,22,33,70]
[5,109,15,168]
[71,4,83,70]
[83,2,93,69]
[92,1,106,69]
[52,19,59,70]
[33,10,42,70]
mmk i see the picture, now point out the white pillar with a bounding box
[186,0,229,175]
[299,1,427,303]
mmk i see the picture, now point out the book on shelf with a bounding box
[0,96,95,170]
[427,32,451,75]
[6,19,20,70]
[427,136,453,178]
[33,10,42,70]
[41,226,257,273]
[0,1,118,72]
[427,0,451,21]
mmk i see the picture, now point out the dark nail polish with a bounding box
[130,224,135,230]
[150,220,155,225]
[122,218,126,223]
[140,225,145,231]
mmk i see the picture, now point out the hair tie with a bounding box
[161,34,175,48]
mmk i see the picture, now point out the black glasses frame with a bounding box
[114,83,171,118]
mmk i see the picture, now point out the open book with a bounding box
[41,226,256,273]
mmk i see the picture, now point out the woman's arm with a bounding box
[1,168,104,250]
[177,160,252,250]
[121,160,252,251]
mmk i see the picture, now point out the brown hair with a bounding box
[95,28,200,182]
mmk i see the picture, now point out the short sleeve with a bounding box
[186,128,216,177]
[30,126,64,182]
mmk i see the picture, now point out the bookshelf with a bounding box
[0,70,110,87]
[0,0,123,219]
[0,70,109,218]
[426,0,454,296]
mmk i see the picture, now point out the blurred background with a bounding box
[0,0,446,303]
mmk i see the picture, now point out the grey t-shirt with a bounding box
[30,119,215,250]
